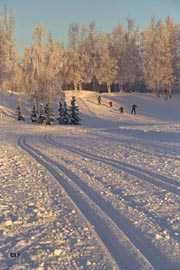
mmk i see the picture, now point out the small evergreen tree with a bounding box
[63,101,70,124]
[31,105,37,122]
[37,104,45,124]
[57,101,64,124]
[44,103,51,125]
[69,96,80,124]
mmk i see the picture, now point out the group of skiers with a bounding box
[97,95,138,115]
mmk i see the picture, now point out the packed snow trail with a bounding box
[44,135,180,242]
[78,97,97,118]
[18,134,180,270]
[45,135,180,196]
[18,134,155,270]
[42,134,179,269]
[0,131,116,269]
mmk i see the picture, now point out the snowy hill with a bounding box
[2,89,180,125]
[107,92,180,122]
[66,91,180,132]
[0,90,31,121]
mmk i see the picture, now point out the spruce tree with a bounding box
[63,101,70,124]
[57,101,64,124]
[44,103,51,125]
[69,96,80,124]
[37,104,45,124]
[31,105,37,122]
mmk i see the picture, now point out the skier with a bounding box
[17,106,25,121]
[97,95,101,105]
[131,104,137,115]
[119,106,124,113]
[109,101,113,108]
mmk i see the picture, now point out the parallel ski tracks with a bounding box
[45,135,180,242]
[94,130,180,163]
[17,134,179,270]
[46,135,180,197]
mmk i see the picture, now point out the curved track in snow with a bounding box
[17,134,156,270]
[17,134,180,270]
[94,130,180,163]
[45,135,180,197]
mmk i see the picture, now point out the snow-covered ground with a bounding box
[0,90,180,270]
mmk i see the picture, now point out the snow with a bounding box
[0,90,180,270]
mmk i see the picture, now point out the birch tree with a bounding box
[0,6,17,90]
[95,34,117,93]
[144,19,174,96]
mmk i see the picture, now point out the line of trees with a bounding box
[0,7,180,107]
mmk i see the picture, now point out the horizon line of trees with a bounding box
[0,7,180,108]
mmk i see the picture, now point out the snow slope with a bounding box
[0,90,180,270]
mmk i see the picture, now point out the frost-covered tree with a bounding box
[44,103,52,125]
[0,6,17,90]
[117,19,144,91]
[57,101,64,124]
[22,25,46,110]
[22,26,65,109]
[31,105,37,122]
[69,96,80,124]
[95,34,117,93]
[65,23,88,90]
[46,33,65,102]
[37,104,45,124]
[144,19,174,96]
[63,101,70,124]
[1,12,178,97]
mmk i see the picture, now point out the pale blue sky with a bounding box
[2,0,180,52]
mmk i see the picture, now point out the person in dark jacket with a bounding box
[109,101,113,108]
[97,95,101,105]
[131,104,137,115]
[119,106,124,113]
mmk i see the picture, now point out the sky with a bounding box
[2,0,180,53]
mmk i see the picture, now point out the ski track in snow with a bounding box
[18,132,179,270]
[18,135,156,270]
[45,135,180,197]
[78,97,97,118]
[0,135,116,269]
[44,135,180,241]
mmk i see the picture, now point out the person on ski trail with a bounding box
[97,95,101,105]
[109,101,113,108]
[119,106,124,113]
[131,104,137,115]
